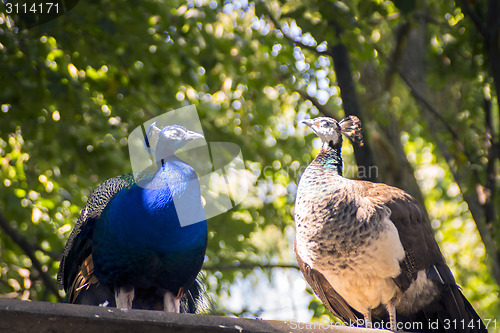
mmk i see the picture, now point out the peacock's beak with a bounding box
[186,130,204,141]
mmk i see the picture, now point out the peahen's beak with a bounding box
[301,119,315,127]
[301,119,319,135]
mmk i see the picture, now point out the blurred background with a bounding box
[0,0,499,329]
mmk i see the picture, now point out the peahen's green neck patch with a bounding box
[316,140,343,176]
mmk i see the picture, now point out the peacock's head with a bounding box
[301,116,363,148]
[146,122,204,162]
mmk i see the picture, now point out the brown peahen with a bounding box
[294,116,486,332]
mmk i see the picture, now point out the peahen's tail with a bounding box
[402,284,488,333]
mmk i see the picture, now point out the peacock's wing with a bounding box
[57,174,138,300]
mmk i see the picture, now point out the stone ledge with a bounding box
[0,298,391,333]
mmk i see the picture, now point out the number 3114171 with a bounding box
[5,2,60,14]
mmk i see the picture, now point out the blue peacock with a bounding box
[58,123,208,312]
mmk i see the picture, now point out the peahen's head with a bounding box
[146,123,204,164]
[301,116,363,149]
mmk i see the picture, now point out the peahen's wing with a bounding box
[295,239,361,324]
[57,175,136,298]
[361,181,447,291]
[362,181,487,332]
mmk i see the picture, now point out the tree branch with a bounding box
[296,90,337,118]
[326,23,377,181]
[483,95,499,280]
[203,262,299,271]
[484,96,497,223]
[264,6,326,57]
[32,244,61,261]
[0,212,63,302]
[417,105,500,286]
[397,69,470,158]
[383,21,411,91]
[485,0,500,152]
[398,38,500,284]
[460,0,487,38]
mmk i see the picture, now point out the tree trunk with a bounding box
[328,26,377,182]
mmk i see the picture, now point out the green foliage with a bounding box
[0,0,498,326]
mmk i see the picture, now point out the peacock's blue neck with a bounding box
[96,155,207,256]
[91,150,207,291]
[315,141,343,176]
[147,156,196,197]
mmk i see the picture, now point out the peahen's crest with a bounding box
[338,115,363,146]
